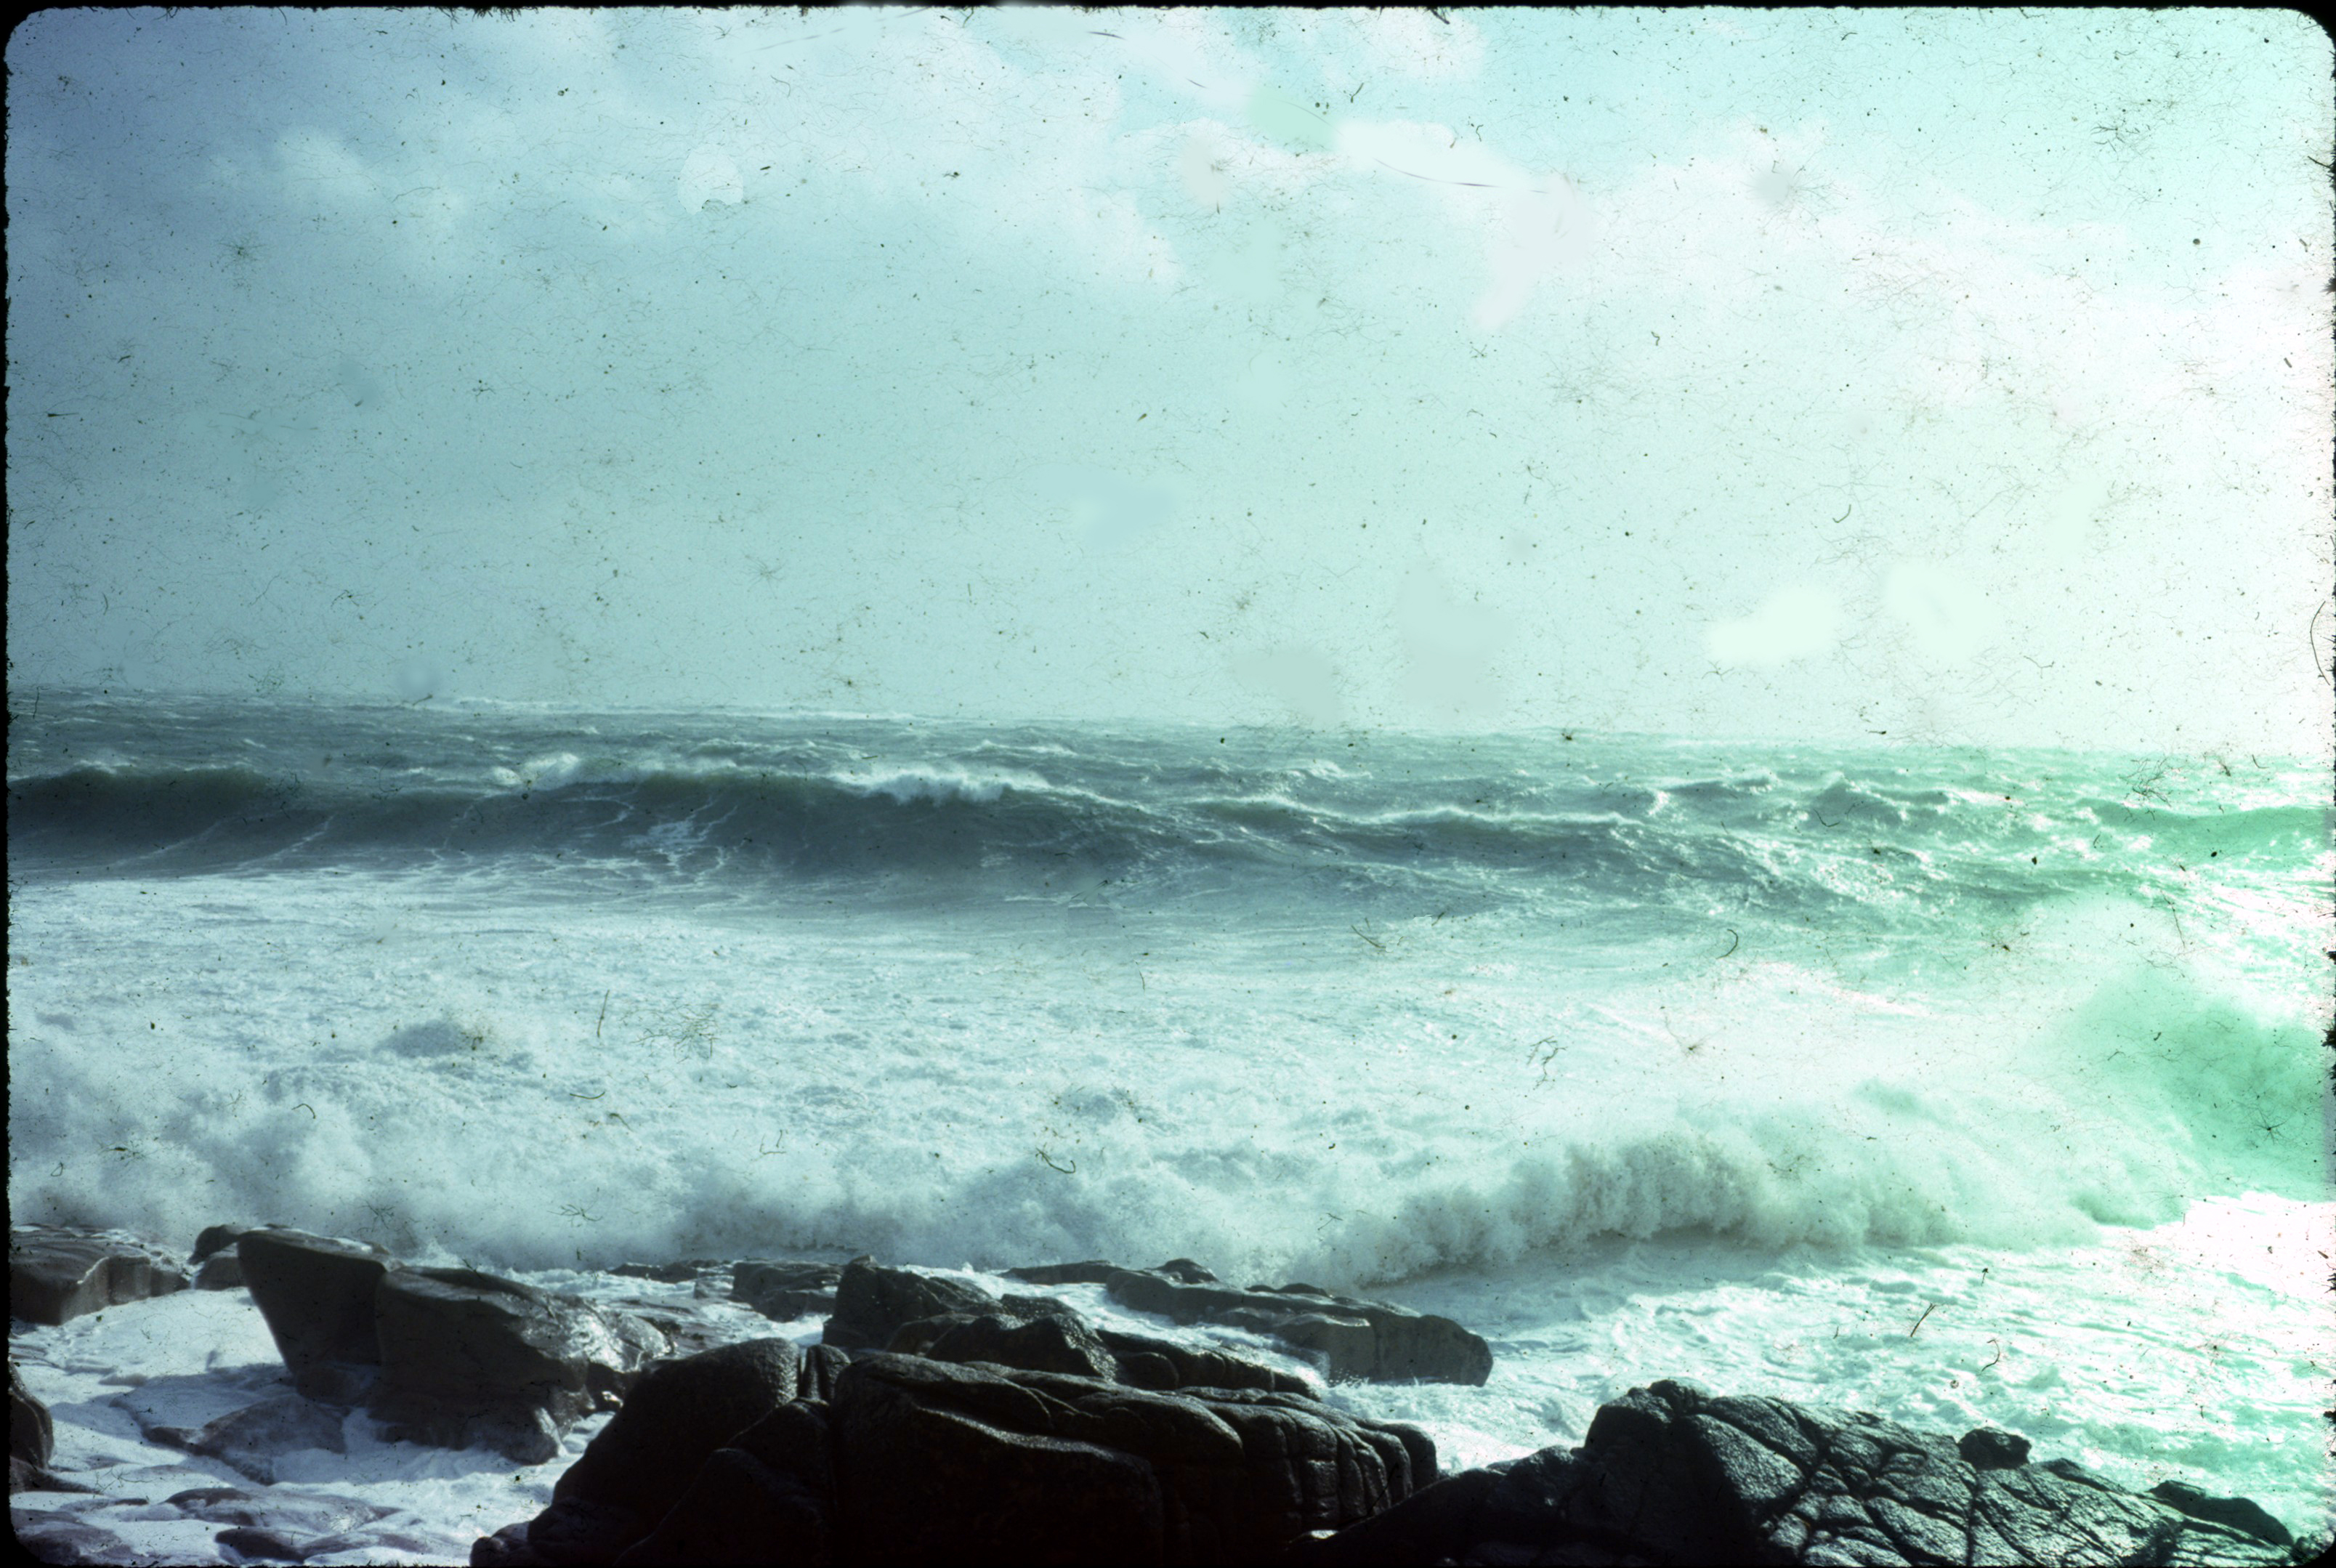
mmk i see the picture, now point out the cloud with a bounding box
[1707,586,1842,668]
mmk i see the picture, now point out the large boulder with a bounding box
[371,1266,666,1463]
[236,1229,396,1402]
[611,1399,838,1567]
[240,1229,670,1462]
[886,1291,1313,1398]
[1102,1265,1492,1386]
[831,1352,1431,1565]
[822,1258,1001,1351]
[1293,1378,2308,1567]
[8,1225,189,1325]
[474,1338,810,1565]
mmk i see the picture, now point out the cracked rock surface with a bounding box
[1294,1378,2309,1567]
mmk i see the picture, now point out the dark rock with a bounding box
[796,1344,852,1405]
[370,1266,665,1463]
[235,1229,395,1403]
[1292,1378,2301,1567]
[831,1351,1429,1564]
[8,1225,189,1326]
[911,1312,1122,1381]
[214,1524,309,1562]
[822,1258,1001,1351]
[181,1394,347,1484]
[1002,1259,1124,1286]
[12,1509,139,1564]
[472,1498,649,1567]
[2149,1479,2295,1547]
[610,1260,725,1285]
[192,1224,251,1264]
[733,1259,844,1322]
[167,1484,390,1535]
[1103,1266,1492,1386]
[1095,1328,1314,1397]
[552,1338,806,1525]
[195,1251,248,1290]
[12,1359,54,1476]
[613,1402,836,1566]
[1956,1425,2031,1469]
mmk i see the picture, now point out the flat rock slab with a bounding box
[9,1227,189,1327]
[1097,1262,1493,1386]
[1295,1378,2311,1567]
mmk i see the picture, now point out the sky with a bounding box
[6,5,2331,751]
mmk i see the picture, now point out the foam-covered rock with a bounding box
[1293,1378,2306,1567]
[9,1225,189,1326]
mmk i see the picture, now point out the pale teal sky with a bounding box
[7,7,2330,751]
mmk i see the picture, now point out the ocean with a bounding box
[7,690,2330,1550]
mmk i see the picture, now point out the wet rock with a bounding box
[610,1259,727,1285]
[833,1353,1430,1564]
[214,1524,310,1562]
[12,1508,140,1564]
[235,1229,395,1403]
[1102,1265,1492,1386]
[9,1225,190,1326]
[1002,1259,1123,1286]
[821,1258,1001,1351]
[612,1401,837,1566]
[734,1259,844,1322]
[796,1344,852,1404]
[12,1359,54,1476]
[472,1339,810,1564]
[1094,1328,1312,1397]
[181,1394,347,1484]
[190,1226,254,1289]
[2149,1479,2296,1548]
[902,1311,1121,1381]
[370,1266,665,1463]
[1293,1378,2303,1567]
[165,1484,391,1535]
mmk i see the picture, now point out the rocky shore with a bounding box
[10,1223,2319,1566]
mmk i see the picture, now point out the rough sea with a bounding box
[8,690,2331,1551]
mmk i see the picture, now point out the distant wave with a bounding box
[8,698,2327,929]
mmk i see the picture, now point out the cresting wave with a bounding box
[7,746,2324,933]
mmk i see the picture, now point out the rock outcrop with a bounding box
[1094,1260,1493,1386]
[10,1359,60,1494]
[1291,1378,2309,1567]
[820,1257,1003,1351]
[8,1225,189,1326]
[474,1339,1434,1567]
[236,1228,666,1463]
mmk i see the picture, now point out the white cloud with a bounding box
[1707,586,1842,668]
